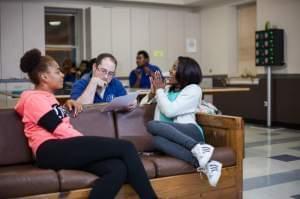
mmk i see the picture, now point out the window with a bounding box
[45,8,83,67]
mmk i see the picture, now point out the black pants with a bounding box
[36,136,157,199]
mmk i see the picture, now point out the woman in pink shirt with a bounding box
[15,49,157,199]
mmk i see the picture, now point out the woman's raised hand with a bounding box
[152,71,165,90]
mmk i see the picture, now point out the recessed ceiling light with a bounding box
[49,21,62,26]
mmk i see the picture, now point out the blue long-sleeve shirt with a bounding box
[71,75,127,103]
[129,64,162,88]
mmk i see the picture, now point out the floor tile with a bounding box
[270,154,300,162]
[291,194,300,199]
[243,124,300,198]
[290,146,300,151]
[260,132,281,136]
[244,169,300,191]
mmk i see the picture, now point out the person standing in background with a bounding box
[129,50,163,89]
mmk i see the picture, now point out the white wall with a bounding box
[0,0,201,78]
[257,0,300,74]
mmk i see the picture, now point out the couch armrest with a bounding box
[196,113,245,165]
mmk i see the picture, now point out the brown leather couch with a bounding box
[0,104,244,199]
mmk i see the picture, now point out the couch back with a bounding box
[70,104,116,138]
[114,104,156,152]
[0,109,33,166]
[0,104,156,166]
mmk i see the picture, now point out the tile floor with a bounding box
[243,124,300,199]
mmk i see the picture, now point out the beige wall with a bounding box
[1,0,299,78]
[199,5,238,75]
[0,1,44,79]
[257,0,300,74]
[199,0,300,75]
[0,0,201,78]
[87,6,201,76]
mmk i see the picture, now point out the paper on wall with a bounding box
[186,38,197,53]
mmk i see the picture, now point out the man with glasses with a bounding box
[71,53,130,106]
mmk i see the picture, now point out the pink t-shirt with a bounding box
[15,90,82,156]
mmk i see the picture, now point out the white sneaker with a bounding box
[191,144,214,168]
[203,160,222,187]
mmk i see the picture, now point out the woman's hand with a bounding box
[148,76,156,100]
[64,99,83,117]
[152,71,165,90]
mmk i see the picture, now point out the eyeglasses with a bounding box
[98,67,115,77]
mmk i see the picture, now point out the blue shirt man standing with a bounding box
[71,53,129,105]
[129,50,162,89]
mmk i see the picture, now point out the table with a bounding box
[1,87,250,107]
[202,87,250,94]
[0,91,70,105]
[128,87,250,95]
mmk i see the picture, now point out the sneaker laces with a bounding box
[201,146,212,153]
[207,163,219,175]
[196,167,205,179]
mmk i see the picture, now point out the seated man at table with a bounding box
[71,53,127,104]
[129,50,162,89]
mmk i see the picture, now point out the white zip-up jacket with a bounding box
[153,84,202,124]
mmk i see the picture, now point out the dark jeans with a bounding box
[147,120,205,168]
[36,136,157,199]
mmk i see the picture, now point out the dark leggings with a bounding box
[36,136,157,199]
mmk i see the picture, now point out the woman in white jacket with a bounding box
[144,56,222,187]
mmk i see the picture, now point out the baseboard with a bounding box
[245,119,300,130]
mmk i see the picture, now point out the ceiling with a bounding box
[108,0,252,7]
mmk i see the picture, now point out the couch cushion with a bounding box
[70,105,116,138]
[212,147,236,167]
[0,109,33,166]
[146,155,195,177]
[58,170,97,192]
[58,156,156,191]
[115,104,156,152]
[146,147,236,177]
[0,164,59,198]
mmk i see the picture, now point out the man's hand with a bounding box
[64,99,83,117]
[90,77,107,88]
[144,66,151,75]
[134,69,142,80]
[91,64,107,88]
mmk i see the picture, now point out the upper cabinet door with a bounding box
[23,3,45,54]
[149,10,167,72]
[184,12,201,63]
[167,11,184,68]
[131,8,150,68]
[0,1,23,79]
[86,6,112,58]
[112,7,131,77]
